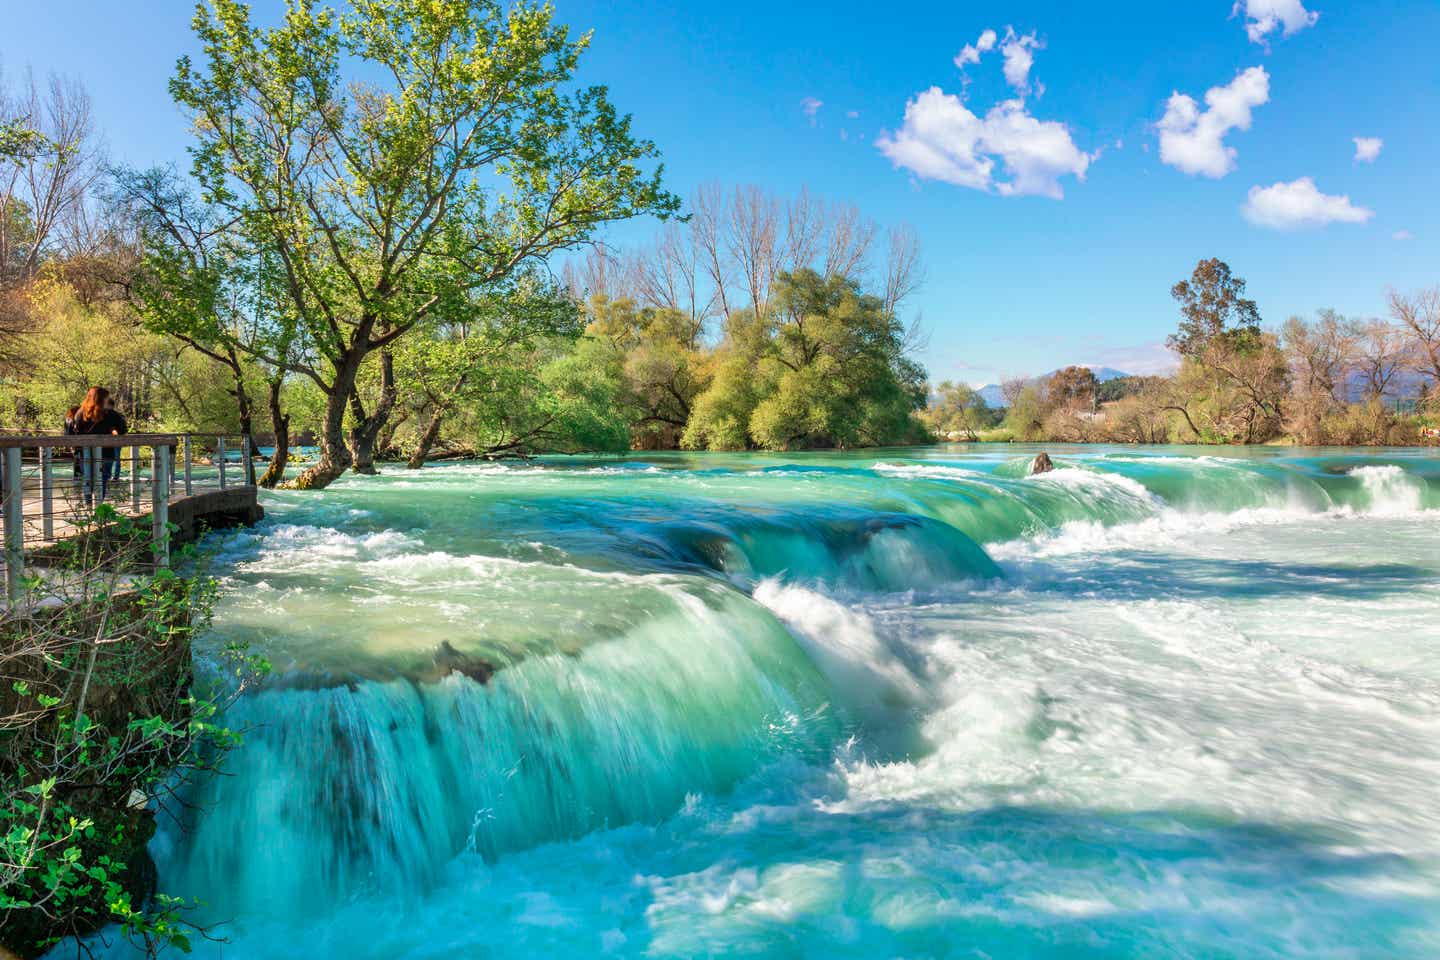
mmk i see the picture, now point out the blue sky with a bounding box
[4,0,1437,386]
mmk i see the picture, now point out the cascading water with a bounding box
[89,446,1440,958]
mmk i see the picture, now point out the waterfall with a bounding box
[82,447,1440,958]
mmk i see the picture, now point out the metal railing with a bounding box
[0,433,258,604]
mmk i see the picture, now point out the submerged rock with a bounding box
[1028,452,1055,476]
[428,641,495,685]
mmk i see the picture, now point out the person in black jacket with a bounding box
[71,386,127,505]
[64,406,82,479]
[103,396,128,485]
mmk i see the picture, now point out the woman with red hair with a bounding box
[71,386,128,506]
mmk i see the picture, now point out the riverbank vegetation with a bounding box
[0,513,267,956]
[930,260,1439,446]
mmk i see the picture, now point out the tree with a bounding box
[1048,365,1099,412]
[1002,386,1048,441]
[0,120,45,162]
[586,296,710,448]
[1282,310,1355,443]
[1168,258,1262,360]
[395,274,583,467]
[436,332,630,457]
[110,166,305,485]
[1104,379,1178,444]
[923,381,994,441]
[633,221,713,325]
[1096,375,1167,404]
[168,0,679,488]
[1172,330,1288,443]
[1390,287,1440,389]
[0,71,104,287]
[683,270,925,451]
[1352,318,1408,401]
[998,376,1028,409]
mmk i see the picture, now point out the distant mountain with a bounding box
[977,366,1133,409]
[977,383,1007,407]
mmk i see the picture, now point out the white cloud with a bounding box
[954,28,998,68]
[1242,177,1373,229]
[846,109,860,119]
[955,27,1041,94]
[1234,0,1320,44]
[877,88,1090,199]
[800,97,823,124]
[887,29,1087,198]
[1000,29,1042,92]
[1393,230,1414,241]
[1157,66,1269,178]
[1353,136,1382,163]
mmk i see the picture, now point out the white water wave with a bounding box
[754,580,927,725]
[996,498,1435,561]
[870,462,987,481]
[1350,465,1426,515]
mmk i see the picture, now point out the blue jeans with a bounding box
[78,452,111,505]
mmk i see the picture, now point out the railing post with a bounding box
[151,444,171,568]
[183,435,193,497]
[2,447,23,605]
[217,437,227,490]
[40,447,54,541]
[130,444,141,512]
[243,435,255,486]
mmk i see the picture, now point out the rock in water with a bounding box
[429,641,495,684]
[1029,452,1055,475]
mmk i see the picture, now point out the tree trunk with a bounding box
[287,351,362,490]
[257,375,290,489]
[407,407,446,469]
[348,349,397,475]
[377,407,408,460]
[406,372,469,469]
[234,388,257,486]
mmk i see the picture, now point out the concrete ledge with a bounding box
[168,487,264,546]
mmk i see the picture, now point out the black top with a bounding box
[71,409,128,437]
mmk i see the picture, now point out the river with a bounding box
[130,446,1440,957]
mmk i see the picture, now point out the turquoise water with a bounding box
[127,446,1440,957]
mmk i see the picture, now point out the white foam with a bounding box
[871,462,986,481]
[1350,465,1426,515]
[754,580,927,719]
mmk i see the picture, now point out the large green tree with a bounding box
[169,0,679,488]
[684,270,926,450]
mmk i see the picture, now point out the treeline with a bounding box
[926,259,1440,446]
[558,185,929,452]
[2,51,929,484]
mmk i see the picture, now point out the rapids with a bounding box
[104,446,1440,957]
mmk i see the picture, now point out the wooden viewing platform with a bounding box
[0,433,264,605]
